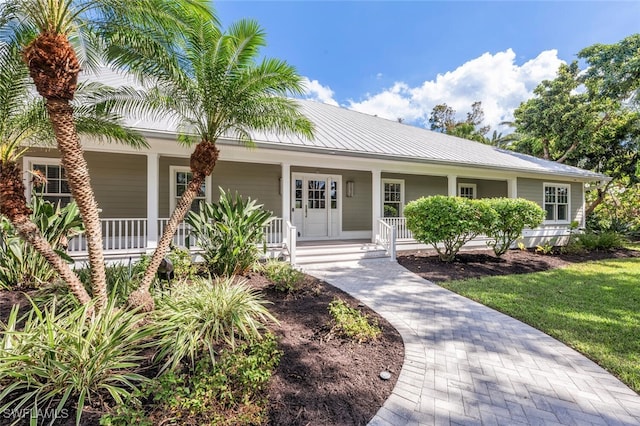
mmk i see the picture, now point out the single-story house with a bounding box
[20,75,607,263]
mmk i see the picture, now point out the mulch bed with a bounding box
[397,246,640,283]
[3,246,636,425]
[0,273,404,426]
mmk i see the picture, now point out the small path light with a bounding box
[379,371,392,380]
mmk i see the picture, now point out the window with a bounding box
[170,167,207,213]
[25,159,72,206]
[383,179,403,217]
[458,183,476,199]
[543,183,570,223]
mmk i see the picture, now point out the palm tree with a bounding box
[116,12,314,310]
[1,0,207,311]
[0,30,147,309]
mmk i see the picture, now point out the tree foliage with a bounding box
[428,101,492,143]
[512,56,640,217]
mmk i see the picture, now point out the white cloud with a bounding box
[302,77,339,106]
[347,49,564,132]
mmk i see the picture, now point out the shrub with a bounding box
[101,334,281,426]
[484,198,546,257]
[404,196,497,262]
[328,298,381,343]
[0,197,84,289]
[261,260,304,292]
[186,188,273,277]
[576,231,626,251]
[0,298,157,426]
[154,276,278,371]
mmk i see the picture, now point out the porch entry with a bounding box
[291,173,341,239]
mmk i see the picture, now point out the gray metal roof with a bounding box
[84,68,606,181]
[236,100,606,181]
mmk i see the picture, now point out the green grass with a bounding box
[440,258,640,393]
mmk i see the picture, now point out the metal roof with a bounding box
[84,68,607,181]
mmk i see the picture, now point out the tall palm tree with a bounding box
[1,0,209,311]
[0,36,147,306]
[115,12,314,310]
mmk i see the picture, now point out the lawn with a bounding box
[439,257,640,393]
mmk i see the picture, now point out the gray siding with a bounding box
[382,173,448,203]
[25,149,147,218]
[86,152,146,218]
[159,158,281,217]
[457,178,507,198]
[212,162,281,216]
[517,178,584,223]
[292,166,371,231]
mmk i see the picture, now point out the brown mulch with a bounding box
[397,246,640,283]
[0,273,404,426]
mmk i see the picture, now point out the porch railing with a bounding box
[67,217,285,254]
[382,217,413,240]
[376,219,397,260]
[284,220,297,265]
[67,218,147,252]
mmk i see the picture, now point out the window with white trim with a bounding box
[170,167,207,213]
[25,158,72,206]
[543,183,570,223]
[382,179,404,217]
[458,183,477,199]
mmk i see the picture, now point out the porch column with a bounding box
[146,153,159,251]
[447,174,457,196]
[281,163,291,222]
[371,168,381,243]
[507,178,518,198]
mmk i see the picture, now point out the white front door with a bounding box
[292,173,341,239]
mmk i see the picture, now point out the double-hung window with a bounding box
[458,183,477,199]
[25,158,72,206]
[170,167,208,213]
[543,183,570,223]
[382,179,404,218]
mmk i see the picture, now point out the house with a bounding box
[21,81,608,263]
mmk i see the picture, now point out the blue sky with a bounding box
[216,1,640,133]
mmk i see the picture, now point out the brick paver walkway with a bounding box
[303,259,640,426]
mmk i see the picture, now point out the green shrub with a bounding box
[186,188,273,277]
[0,298,157,426]
[0,197,84,289]
[404,196,497,262]
[328,298,381,343]
[576,231,626,251]
[261,259,304,292]
[154,276,278,371]
[484,198,545,257]
[101,334,281,426]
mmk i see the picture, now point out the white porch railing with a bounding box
[376,219,397,260]
[68,217,286,255]
[67,218,147,252]
[284,220,297,265]
[382,217,413,240]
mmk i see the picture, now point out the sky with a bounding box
[215,0,640,134]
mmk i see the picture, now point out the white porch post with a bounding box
[281,163,291,222]
[508,178,518,198]
[447,174,457,196]
[371,168,381,243]
[146,153,159,251]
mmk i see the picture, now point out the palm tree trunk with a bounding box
[0,161,91,306]
[130,174,206,311]
[46,99,108,311]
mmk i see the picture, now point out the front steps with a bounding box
[292,241,390,265]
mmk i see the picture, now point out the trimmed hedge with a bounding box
[484,198,545,257]
[404,196,547,261]
[404,195,497,262]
